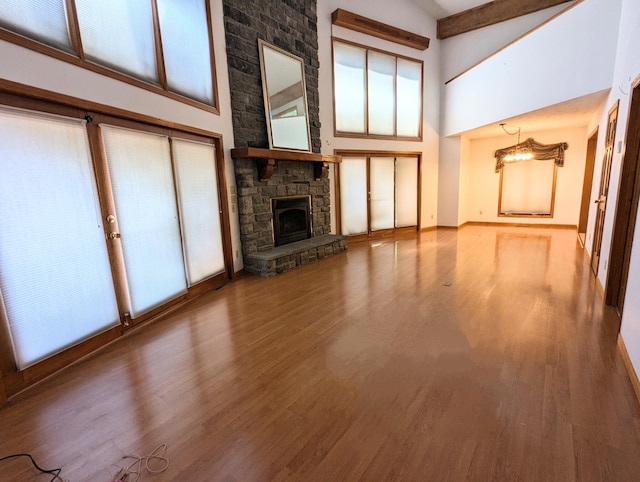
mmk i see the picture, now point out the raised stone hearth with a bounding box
[245,234,347,277]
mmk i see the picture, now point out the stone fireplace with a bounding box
[230,148,346,276]
[224,0,346,277]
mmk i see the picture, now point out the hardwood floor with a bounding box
[1,226,639,481]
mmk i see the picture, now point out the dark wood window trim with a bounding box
[0,88,233,400]
[0,0,220,115]
[334,150,422,237]
[497,162,558,218]
[0,78,219,139]
[332,37,424,142]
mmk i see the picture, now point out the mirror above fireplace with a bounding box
[258,39,311,152]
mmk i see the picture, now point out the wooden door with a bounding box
[606,78,640,317]
[591,101,619,276]
[578,128,598,245]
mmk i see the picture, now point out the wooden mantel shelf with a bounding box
[231,147,342,181]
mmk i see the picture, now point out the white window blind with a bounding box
[172,139,225,285]
[0,0,71,52]
[157,0,214,104]
[101,125,187,317]
[333,40,423,138]
[370,157,395,231]
[75,0,158,82]
[368,51,395,136]
[339,157,368,235]
[396,157,418,227]
[396,59,422,138]
[0,107,119,369]
[500,160,555,215]
[333,42,366,134]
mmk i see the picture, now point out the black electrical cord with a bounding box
[0,453,63,481]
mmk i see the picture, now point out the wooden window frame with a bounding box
[0,83,233,400]
[497,161,558,218]
[332,38,423,142]
[334,149,422,239]
[0,0,220,114]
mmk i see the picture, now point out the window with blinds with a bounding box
[333,39,423,139]
[339,157,368,236]
[0,0,218,110]
[499,160,557,216]
[334,42,367,134]
[172,138,226,284]
[0,0,72,52]
[75,0,158,82]
[157,0,215,105]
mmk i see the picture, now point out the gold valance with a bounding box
[495,138,569,172]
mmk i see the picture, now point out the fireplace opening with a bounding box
[272,196,312,247]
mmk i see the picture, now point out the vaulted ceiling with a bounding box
[408,0,599,139]
[410,0,575,39]
[409,0,490,18]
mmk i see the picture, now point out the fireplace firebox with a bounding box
[271,196,312,247]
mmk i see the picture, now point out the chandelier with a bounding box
[500,123,533,162]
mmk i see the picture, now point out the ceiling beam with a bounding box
[332,9,430,50]
[437,0,573,40]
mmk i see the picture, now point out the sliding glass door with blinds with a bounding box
[172,139,226,285]
[0,107,120,369]
[0,101,229,386]
[338,154,420,236]
[101,126,189,318]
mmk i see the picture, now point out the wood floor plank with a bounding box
[1,226,640,481]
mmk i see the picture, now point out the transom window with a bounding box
[0,0,218,111]
[332,38,423,140]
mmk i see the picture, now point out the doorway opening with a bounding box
[578,128,599,246]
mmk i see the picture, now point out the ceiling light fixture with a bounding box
[499,123,533,162]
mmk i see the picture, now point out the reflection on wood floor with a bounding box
[1,226,639,481]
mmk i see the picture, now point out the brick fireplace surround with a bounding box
[223,0,346,277]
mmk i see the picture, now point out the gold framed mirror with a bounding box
[258,39,311,151]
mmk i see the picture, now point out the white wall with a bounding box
[442,0,622,137]
[437,137,461,226]
[465,126,588,225]
[436,135,472,227]
[440,3,570,83]
[458,136,472,225]
[317,0,440,230]
[610,0,640,381]
[0,1,243,270]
